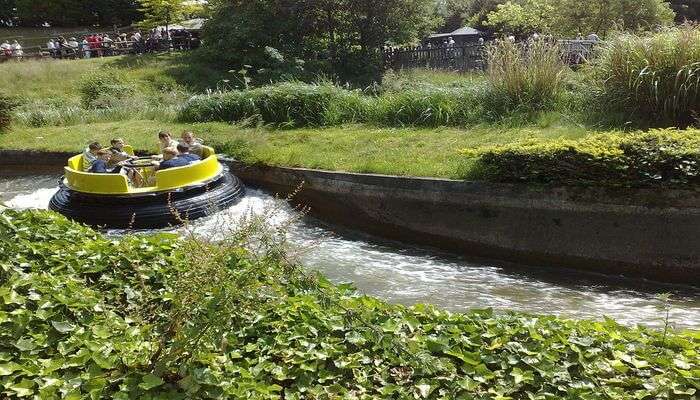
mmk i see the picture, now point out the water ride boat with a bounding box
[49,145,245,229]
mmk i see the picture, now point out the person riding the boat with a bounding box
[88,150,122,174]
[181,131,204,158]
[177,143,201,163]
[157,147,193,170]
[82,142,102,172]
[158,131,179,153]
[107,138,136,168]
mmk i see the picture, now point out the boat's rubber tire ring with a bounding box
[49,172,245,229]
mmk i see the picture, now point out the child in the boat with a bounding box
[88,150,122,174]
[82,142,102,172]
[181,131,204,158]
[107,138,136,168]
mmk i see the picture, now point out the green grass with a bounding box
[0,119,592,178]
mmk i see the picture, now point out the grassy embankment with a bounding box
[1,27,699,186]
[0,53,591,179]
[1,209,697,399]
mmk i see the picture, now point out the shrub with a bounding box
[485,39,567,116]
[595,26,700,127]
[78,68,136,109]
[465,129,700,187]
[180,82,369,127]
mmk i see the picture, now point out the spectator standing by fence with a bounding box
[1,41,10,57]
[11,40,22,58]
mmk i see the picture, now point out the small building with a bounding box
[424,26,484,47]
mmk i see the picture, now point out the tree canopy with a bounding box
[202,0,438,84]
[5,0,141,27]
[137,0,204,29]
[484,0,676,37]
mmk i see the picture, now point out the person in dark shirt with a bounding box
[158,147,191,170]
[89,150,122,173]
[176,143,201,163]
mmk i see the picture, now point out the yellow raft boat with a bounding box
[49,145,245,229]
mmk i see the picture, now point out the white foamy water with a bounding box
[3,173,700,330]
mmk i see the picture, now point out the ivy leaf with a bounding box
[0,362,20,376]
[14,338,36,351]
[139,374,164,390]
[51,321,76,333]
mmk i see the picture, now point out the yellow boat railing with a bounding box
[63,146,222,195]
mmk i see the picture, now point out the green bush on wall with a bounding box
[465,129,700,187]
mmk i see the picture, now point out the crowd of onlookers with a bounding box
[1,28,200,61]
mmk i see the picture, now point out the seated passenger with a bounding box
[181,131,204,158]
[107,138,136,168]
[88,150,122,174]
[177,143,201,163]
[158,131,179,153]
[82,142,102,172]
[157,147,192,170]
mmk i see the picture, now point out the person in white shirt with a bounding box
[1,40,11,57]
[11,40,22,57]
[68,37,79,48]
[80,38,90,58]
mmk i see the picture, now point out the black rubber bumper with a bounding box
[49,171,245,229]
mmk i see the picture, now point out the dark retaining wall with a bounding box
[224,160,700,286]
[2,150,698,285]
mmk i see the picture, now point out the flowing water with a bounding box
[2,170,699,330]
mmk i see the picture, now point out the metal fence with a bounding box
[382,45,486,72]
[382,40,599,72]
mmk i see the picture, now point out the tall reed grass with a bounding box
[596,26,700,127]
[485,39,567,116]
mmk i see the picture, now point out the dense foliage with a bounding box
[465,129,700,187]
[137,0,204,30]
[594,26,700,127]
[0,209,698,399]
[180,82,369,127]
[201,0,439,84]
[483,0,675,37]
[4,0,142,27]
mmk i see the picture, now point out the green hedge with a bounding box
[465,129,700,187]
[1,209,697,399]
[179,82,369,127]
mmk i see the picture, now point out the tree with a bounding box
[669,0,700,22]
[0,0,16,26]
[202,0,438,84]
[138,0,203,29]
[484,0,675,37]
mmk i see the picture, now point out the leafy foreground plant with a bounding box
[0,209,698,399]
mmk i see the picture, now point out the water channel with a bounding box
[2,169,699,330]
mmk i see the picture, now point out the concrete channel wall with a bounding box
[2,149,698,285]
[225,160,700,286]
